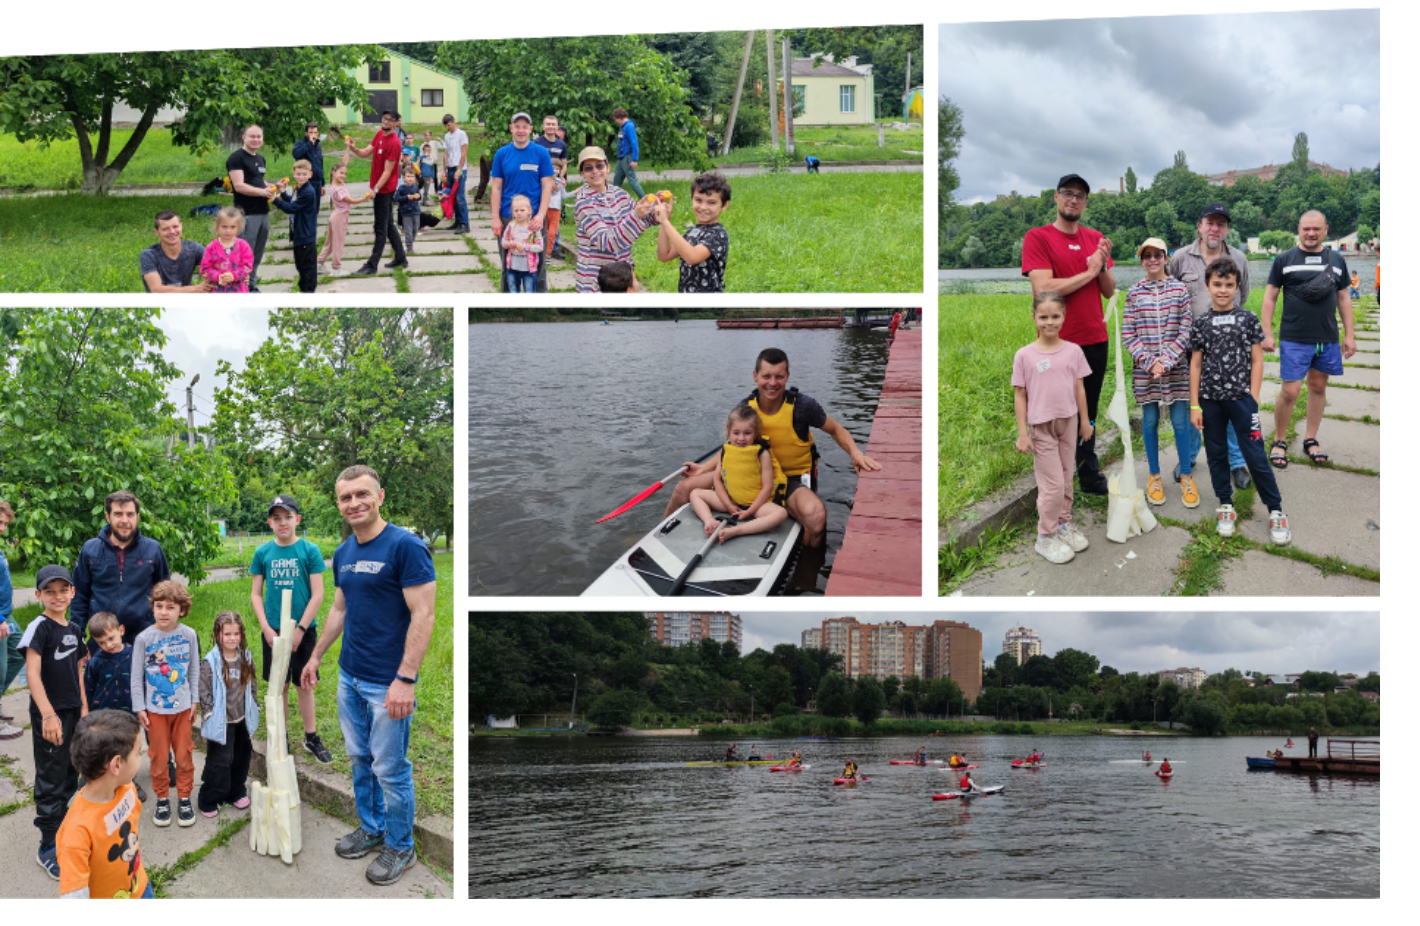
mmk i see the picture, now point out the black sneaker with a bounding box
[1231,466,1252,491]
[383,260,409,270]
[136,782,148,803]
[154,798,172,827]
[37,846,60,881]
[352,265,378,276]
[1173,456,1199,483]
[177,798,196,827]
[1079,476,1110,496]
[304,733,334,765]
[336,826,385,859]
[365,844,417,885]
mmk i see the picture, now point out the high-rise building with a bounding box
[1003,626,1043,665]
[802,627,823,650]
[645,612,742,650]
[1157,667,1209,689]
[808,617,982,701]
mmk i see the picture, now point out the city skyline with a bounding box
[737,613,1380,677]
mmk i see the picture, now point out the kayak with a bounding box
[938,764,979,771]
[686,759,782,766]
[890,759,946,766]
[1010,761,1048,769]
[1155,770,1173,779]
[833,777,864,785]
[583,504,802,597]
[769,764,811,772]
[933,785,1005,801]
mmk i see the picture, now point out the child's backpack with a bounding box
[189,204,223,218]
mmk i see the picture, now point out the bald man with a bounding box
[226,124,272,288]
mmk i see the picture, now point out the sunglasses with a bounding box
[581,162,608,172]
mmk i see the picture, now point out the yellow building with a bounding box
[320,47,469,127]
[784,55,875,126]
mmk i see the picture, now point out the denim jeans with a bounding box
[506,269,536,293]
[338,671,415,851]
[1141,401,1192,476]
[2,617,22,692]
[450,169,469,228]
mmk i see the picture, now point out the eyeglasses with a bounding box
[1141,252,1167,261]
[1057,190,1088,202]
[581,162,608,172]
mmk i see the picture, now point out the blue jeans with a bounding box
[1141,402,1192,476]
[2,617,22,692]
[141,881,155,898]
[506,268,536,293]
[450,169,468,228]
[337,672,415,851]
[1188,417,1243,471]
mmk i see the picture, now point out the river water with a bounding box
[468,320,890,596]
[940,254,1379,293]
[470,734,1379,898]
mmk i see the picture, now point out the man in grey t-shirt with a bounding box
[140,212,211,293]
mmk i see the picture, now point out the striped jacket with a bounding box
[1122,277,1193,405]
[573,185,652,292]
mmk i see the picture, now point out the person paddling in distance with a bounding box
[1143,751,1151,762]
[725,743,741,762]
[1159,758,1173,775]
[959,770,978,793]
[842,759,859,780]
[789,751,803,769]
[913,747,928,764]
[690,406,788,544]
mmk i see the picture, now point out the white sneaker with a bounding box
[0,722,24,741]
[1056,522,1089,552]
[1035,533,1076,564]
[1268,510,1292,546]
[1216,504,1238,538]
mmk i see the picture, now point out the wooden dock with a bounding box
[825,326,922,596]
[1269,740,1380,776]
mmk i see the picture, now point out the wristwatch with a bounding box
[395,673,418,685]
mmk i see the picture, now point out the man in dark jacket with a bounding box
[71,489,172,651]
[291,122,326,211]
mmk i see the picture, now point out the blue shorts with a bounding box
[1279,340,1344,381]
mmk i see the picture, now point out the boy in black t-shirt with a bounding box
[654,172,731,293]
[17,565,89,879]
[1188,258,1291,546]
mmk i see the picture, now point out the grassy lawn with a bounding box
[11,551,454,818]
[0,125,489,191]
[205,535,345,568]
[711,124,923,165]
[563,171,922,293]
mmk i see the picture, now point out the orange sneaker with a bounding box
[1180,474,1200,508]
[1146,474,1165,506]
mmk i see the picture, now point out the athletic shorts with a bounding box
[1279,340,1344,381]
[261,621,318,685]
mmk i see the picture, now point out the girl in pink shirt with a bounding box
[200,206,255,293]
[1012,292,1095,564]
[319,151,368,273]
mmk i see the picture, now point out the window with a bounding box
[792,85,806,117]
[369,61,391,84]
[421,88,444,107]
[839,84,856,113]
[317,95,335,108]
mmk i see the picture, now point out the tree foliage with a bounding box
[815,672,853,718]
[938,96,964,224]
[0,309,233,578]
[852,675,885,725]
[1124,166,1137,194]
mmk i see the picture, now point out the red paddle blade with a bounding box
[595,480,665,524]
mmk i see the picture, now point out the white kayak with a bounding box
[583,504,802,597]
[932,785,1005,800]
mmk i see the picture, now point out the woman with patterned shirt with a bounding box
[1121,238,1195,508]
[572,146,654,292]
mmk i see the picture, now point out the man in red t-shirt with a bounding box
[348,109,409,276]
[1021,173,1116,494]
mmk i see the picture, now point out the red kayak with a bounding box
[890,759,945,766]
[769,764,809,772]
[938,764,979,771]
[1011,760,1048,769]
[1155,770,1173,779]
[833,777,863,785]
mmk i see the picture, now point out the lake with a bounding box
[470,733,1379,898]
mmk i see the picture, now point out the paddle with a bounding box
[667,516,736,596]
[595,445,721,523]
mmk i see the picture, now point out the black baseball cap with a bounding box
[1057,174,1090,192]
[382,109,401,121]
[268,494,301,515]
[1201,202,1231,221]
[36,565,73,590]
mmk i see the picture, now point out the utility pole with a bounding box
[766,29,780,150]
[722,32,756,156]
[781,37,795,156]
[186,373,200,449]
[569,672,578,730]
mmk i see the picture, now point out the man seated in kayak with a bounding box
[789,751,803,768]
[725,743,741,762]
[664,347,882,547]
[948,754,964,768]
[1160,759,1172,774]
[913,747,928,764]
[1028,750,1041,764]
[842,760,858,780]
[960,771,978,793]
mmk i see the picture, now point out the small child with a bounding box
[690,405,789,543]
[19,565,88,880]
[501,193,544,293]
[56,710,151,898]
[419,144,438,204]
[249,494,331,764]
[269,159,320,293]
[596,261,639,293]
[197,611,258,817]
[397,166,423,252]
[1349,270,1360,301]
[1122,237,1196,508]
[319,150,355,274]
[130,580,200,828]
[438,176,456,223]
[1012,292,1095,564]
[654,172,731,293]
[83,611,146,803]
[1188,257,1292,545]
[199,206,254,293]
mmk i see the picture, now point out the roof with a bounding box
[791,57,869,78]
[376,45,463,83]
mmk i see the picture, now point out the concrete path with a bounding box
[955,299,1380,596]
[0,682,450,899]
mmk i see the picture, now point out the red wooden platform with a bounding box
[826,327,922,597]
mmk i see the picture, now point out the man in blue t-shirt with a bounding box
[612,106,647,199]
[489,112,555,293]
[302,465,436,887]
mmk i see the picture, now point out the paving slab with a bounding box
[320,276,399,294]
[407,273,495,294]
[404,254,486,274]
[1235,465,1379,570]
[1351,351,1380,365]
[1215,549,1378,597]
[254,262,297,282]
[1260,381,1379,420]
[1282,417,1379,472]
[547,269,579,291]
[1263,362,1380,389]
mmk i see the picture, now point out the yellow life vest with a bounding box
[747,389,817,478]
[721,439,787,508]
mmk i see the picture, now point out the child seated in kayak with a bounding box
[913,747,928,763]
[842,760,858,780]
[789,752,803,768]
[691,405,788,543]
[949,754,965,767]
[725,744,741,762]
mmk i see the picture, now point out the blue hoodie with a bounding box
[71,525,172,644]
[272,182,320,246]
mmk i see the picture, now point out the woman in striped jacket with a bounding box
[1122,237,1195,508]
[572,146,654,292]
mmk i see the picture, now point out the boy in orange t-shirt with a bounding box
[56,710,151,898]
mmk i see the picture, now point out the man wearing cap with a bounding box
[1022,173,1116,495]
[489,112,556,292]
[1168,203,1253,488]
[249,494,332,764]
[226,124,273,288]
[1261,209,1357,467]
[71,489,172,651]
[440,113,470,234]
[349,109,410,276]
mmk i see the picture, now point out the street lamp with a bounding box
[749,686,755,725]
[569,672,578,730]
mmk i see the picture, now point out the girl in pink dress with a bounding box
[200,206,254,293]
[318,149,368,273]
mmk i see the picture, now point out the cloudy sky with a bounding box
[736,612,1379,676]
[154,309,272,430]
[939,11,1381,203]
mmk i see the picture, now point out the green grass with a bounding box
[710,125,923,165]
[13,552,454,818]
[206,535,345,568]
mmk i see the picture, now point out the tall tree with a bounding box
[816,673,853,718]
[1124,166,1138,194]
[852,676,886,725]
[1291,131,1310,171]
[1173,150,1189,171]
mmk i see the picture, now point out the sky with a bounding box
[154,308,272,432]
[734,612,1380,677]
[939,11,1381,203]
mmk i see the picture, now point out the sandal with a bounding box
[1302,438,1329,465]
[1269,440,1289,469]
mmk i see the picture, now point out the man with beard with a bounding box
[1168,203,1253,488]
[71,490,172,652]
[1021,174,1116,494]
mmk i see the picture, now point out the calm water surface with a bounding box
[468,321,889,595]
[470,734,1379,898]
